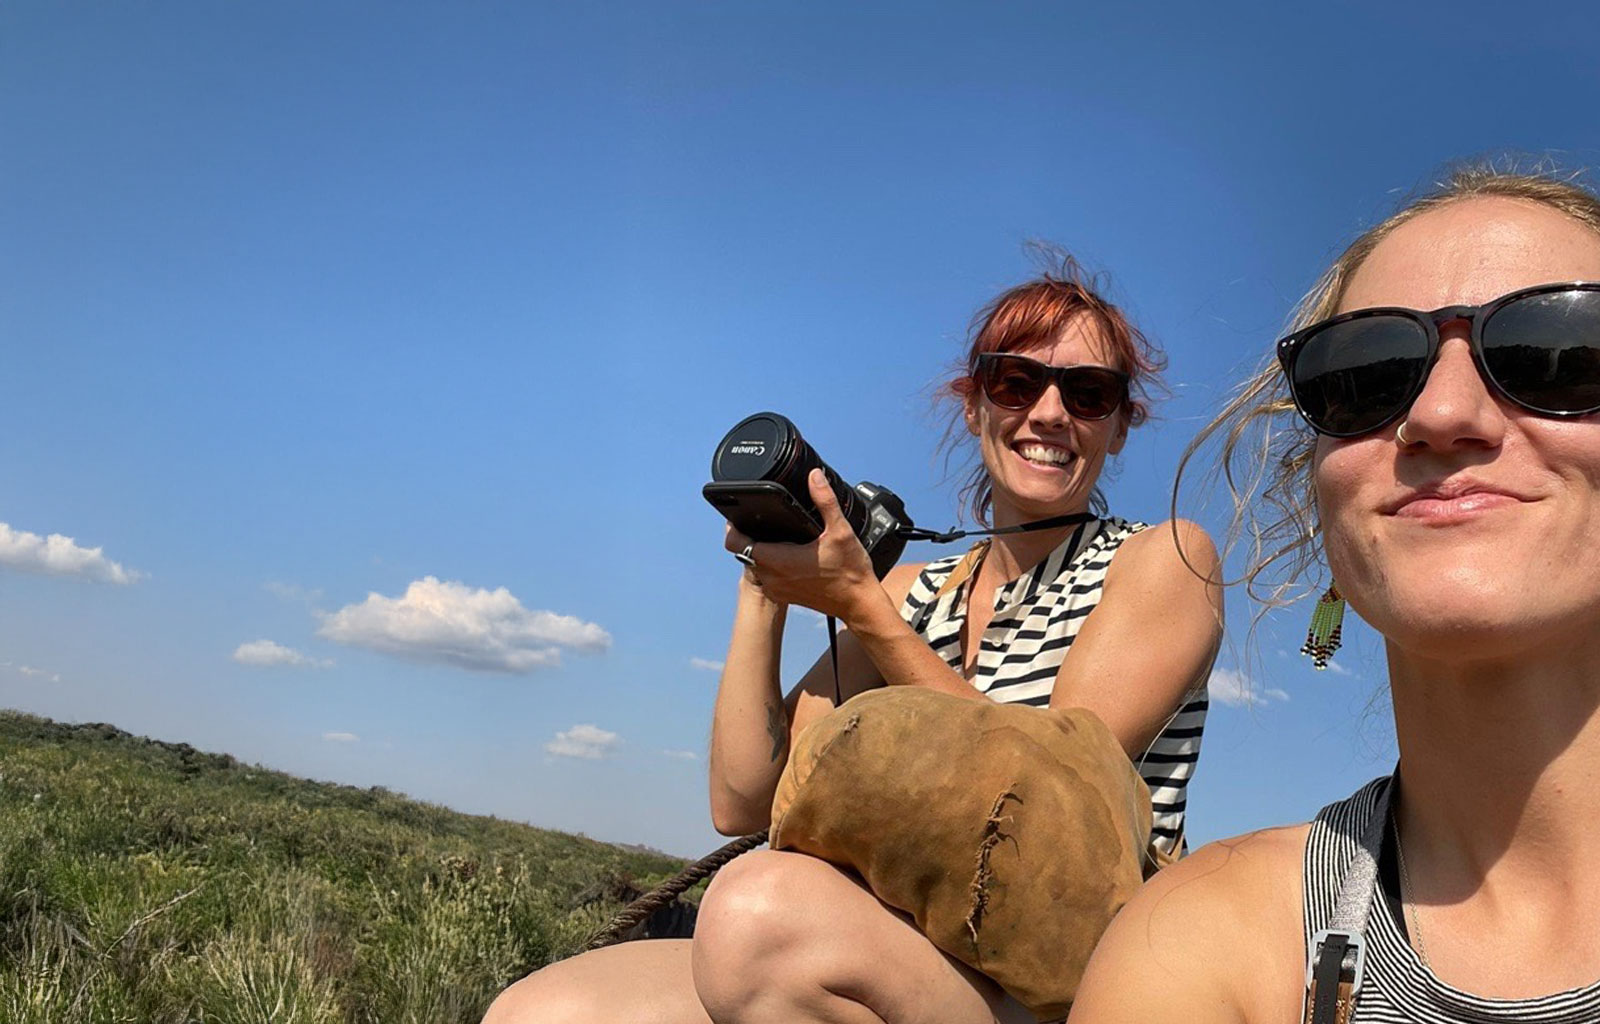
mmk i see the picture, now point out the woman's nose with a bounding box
[1028,382,1071,427]
[1397,333,1506,451]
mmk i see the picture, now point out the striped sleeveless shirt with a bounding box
[896,515,1207,855]
[1304,777,1600,1023]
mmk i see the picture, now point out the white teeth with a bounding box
[1016,443,1073,466]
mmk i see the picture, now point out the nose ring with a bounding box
[1395,421,1414,446]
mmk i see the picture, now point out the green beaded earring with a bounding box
[1301,583,1345,670]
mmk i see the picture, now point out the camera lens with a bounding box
[710,412,794,483]
[711,413,867,537]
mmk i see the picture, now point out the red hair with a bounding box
[945,255,1165,523]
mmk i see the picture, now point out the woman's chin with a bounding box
[993,485,1082,518]
[1365,588,1590,665]
[992,479,1091,521]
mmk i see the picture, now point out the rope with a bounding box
[584,829,769,950]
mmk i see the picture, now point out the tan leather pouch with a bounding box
[770,686,1152,1022]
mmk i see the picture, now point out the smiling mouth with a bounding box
[1015,442,1076,469]
[1393,491,1523,522]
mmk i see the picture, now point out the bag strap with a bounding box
[1302,773,1394,1024]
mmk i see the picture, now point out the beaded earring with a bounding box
[1301,583,1345,670]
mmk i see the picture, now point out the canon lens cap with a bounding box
[710,412,795,482]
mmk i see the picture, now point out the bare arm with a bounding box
[706,573,791,835]
[1048,519,1223,756]
[822,519,1225,730]
[1069,825,1309,1024]
[706,560,924,835]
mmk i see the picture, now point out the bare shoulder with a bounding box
[1070,823,1310,1024]
[1113,518,1220,576]
[1135,822,1308,935]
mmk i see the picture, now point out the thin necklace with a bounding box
[1392,807,1431,967]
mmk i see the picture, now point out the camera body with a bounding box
[703,412,912,580]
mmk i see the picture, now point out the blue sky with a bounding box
[2,2,1596,856]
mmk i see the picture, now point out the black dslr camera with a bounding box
[702,412,913,580]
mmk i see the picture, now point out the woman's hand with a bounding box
[724,469,880,622]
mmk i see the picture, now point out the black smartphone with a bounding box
[702,481,823,544]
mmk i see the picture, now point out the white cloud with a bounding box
[0,522,141,584]
[232,639,331,669]
[662,748,700,761]
[1322,659,1353,677]
[15,665,61,683]
[322,731,360,743]
[689,657,725,672]
[318,576,610,674]
[1207,666,1290,708]
[546,724,621,760]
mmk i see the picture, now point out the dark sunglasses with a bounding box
[975,353,1129,420]
[1276,281,1600,438]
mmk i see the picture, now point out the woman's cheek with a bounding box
[1313,439,1377,591]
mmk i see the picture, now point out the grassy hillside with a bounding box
[0,711,690,1023]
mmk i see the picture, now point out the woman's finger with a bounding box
[808,469,849,533]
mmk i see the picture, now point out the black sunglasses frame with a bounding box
[974,353,1130,420]
[1276,281,1600,439]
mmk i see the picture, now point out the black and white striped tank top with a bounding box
[1304,777,1600,1023]
[896,515,1207,855]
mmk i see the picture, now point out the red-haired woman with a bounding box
[485,261,1222,1024]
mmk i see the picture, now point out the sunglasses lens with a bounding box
[1059,368,1127,420]
[1291,315,1432,436]
[1481,288,1600,415]
[980,356,1048,409]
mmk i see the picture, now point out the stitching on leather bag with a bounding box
[965,785,1022,957]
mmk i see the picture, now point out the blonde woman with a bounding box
[1072,168,1600,1023]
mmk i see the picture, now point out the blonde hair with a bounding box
[1178,163,1600,609]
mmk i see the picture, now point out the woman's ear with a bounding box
[964,397,981,437]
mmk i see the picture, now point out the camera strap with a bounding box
[826,615,842,706]
[823,512,1099,706]
[895,511,1098,545]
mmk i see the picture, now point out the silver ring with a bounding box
[1396,421,1413,446]
[733,543,756,567]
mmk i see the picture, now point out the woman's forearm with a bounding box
[708,568,982,834]
[843,586,989,701]
[707,577,792,834]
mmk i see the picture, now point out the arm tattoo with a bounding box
[766,702,787,763]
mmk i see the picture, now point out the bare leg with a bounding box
[481,939,712,1024]
[692,850,1034,1024]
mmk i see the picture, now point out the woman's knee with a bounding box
[481,967,597,1024]
[699,850,846,953]
[694,851,865,1013]
[480,940,707,1024]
